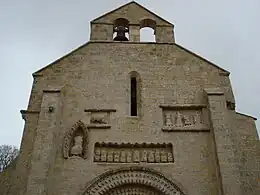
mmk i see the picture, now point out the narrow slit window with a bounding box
[131,77,137,116]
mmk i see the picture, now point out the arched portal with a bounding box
[83,167,186,195]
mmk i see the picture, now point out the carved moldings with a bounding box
[160,104,209,131]
[106,185,161,195]
[83,167,185,195]
[63,120,88,159]
[85,109,116,129]
[94,143,174,163]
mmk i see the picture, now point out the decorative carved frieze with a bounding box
[63,120,88,159]
[160,104,209,131]
[94,142,174,163]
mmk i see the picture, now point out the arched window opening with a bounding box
[140,19,156,42]
[113,18,129,41]
[129,71,141,117]
[131,76,137,116]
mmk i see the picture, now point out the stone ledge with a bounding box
[91,22,173,28]
[159,104,207,110]
[42,89,61,93]
[20,110,40,114]
[219,72,230,76]
[95,162,174,165]
[87,124,111,129]
[162,126,210,132]
[32,73,43,77]
[236,112,257,121]
[204,88,224,95]
[84,109,116,112]
[20,110,40,120]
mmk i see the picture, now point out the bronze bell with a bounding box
[113,26,129,41]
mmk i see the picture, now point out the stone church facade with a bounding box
[1,1,259,195]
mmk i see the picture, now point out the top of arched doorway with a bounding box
[83,167,187,195]
[91,1,173,27]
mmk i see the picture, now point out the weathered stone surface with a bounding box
[0,1,259,195]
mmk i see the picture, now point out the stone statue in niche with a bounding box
[63,120,88,159]
[133,150,140,162]
[167,152,174,163]
[107,150,114,162]
[114,151,120,162]
[193,112,202,126]
[90,115,107,124]
[175,112,183,127]
[165,112,173,126]
[148,150,155,162]
[120,151,126,162]
[127,151,132,163]
[70,136,83,158]
[155,150,161,162]
[161,150,167,162]
[141,150,148,162]
[101,149,107,162]
[94,148,101,162]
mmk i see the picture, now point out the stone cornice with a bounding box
[236,112,257,121]
[159,104,207,110]
[84,108,116,112]
[20,110,40,121]
[204,88,225,96]
[42,89,61,93]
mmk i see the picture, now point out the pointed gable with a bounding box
[91,1,173,26]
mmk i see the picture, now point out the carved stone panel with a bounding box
[90,112,108,124]
[84,109,116,129]
[160,104,209,131]
[94,143,174,163]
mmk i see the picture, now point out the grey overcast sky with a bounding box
[0,0,259,147]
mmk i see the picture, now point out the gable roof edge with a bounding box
[175,43,230,74]
[33,41,230,76]
[236,112,257,121]
[91,1,174,26]
[33,41,91,76]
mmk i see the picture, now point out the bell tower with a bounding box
[113,18,129,41]
[90,1,175,43]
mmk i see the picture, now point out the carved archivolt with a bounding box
[83,167,185,195]
[106,184,161,195]
[63,120,88,159]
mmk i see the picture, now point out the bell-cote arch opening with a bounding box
[113,18,129,41]
[140,18,156,42]
[129,71,141,117]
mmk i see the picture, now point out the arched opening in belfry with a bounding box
[113,18,130,41]
[140,18,156,42]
